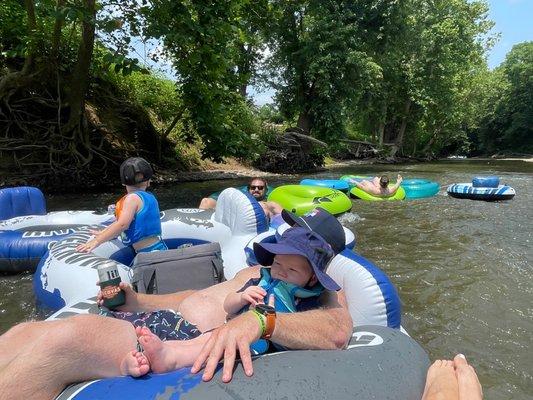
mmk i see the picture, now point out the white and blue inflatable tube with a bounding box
[246,229,399,329]
[447,183,515,201]
[0,211,114,273]
[34,188,270,311]
[49,244,415,399]
[50,303,427,400]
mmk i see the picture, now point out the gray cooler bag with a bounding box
[130,242,224,294]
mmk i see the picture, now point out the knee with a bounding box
[198,198,209,209]
[38,321,80,354]
[2,321,35,338]
[199,198,216,210]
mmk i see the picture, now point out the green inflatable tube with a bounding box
[350,185,406,201]
[268,185,352,216]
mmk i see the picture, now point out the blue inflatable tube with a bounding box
[472,176,499,188]
[299,179,350,193]
[401,179,440,199]
[0,186,46,220]
[0,228,85,273]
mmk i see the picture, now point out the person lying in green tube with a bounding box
[355,174,403,197]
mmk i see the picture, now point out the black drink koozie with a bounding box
[98,264,126,308]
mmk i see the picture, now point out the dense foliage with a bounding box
[471,42,533,154]
[0,0,531,186]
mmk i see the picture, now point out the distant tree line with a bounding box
[0,0,531,186]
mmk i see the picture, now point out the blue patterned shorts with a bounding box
[101,309,201,341]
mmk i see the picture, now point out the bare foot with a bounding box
[137,329,184,374]
[421,359,460,400]
[120,350,150,377]
[454,354,483,400]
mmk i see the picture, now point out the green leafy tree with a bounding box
[474,42,533,154]
[266,1,381,142]
[139,0,264,160]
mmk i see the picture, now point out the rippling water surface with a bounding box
[1,159,532,399]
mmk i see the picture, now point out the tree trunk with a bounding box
[236,43,254,97]
[296,110,311,134]
[62,0,96,147]
[155,111,182,163]
[52,0,66,63]
[421,125,443,155]
[390,99,411,157]
[378,102,387,145]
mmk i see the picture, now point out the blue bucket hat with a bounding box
[253,227,340,291]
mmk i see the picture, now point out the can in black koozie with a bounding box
[98,263,126,308]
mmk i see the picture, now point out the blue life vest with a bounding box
[118,191,162,246]
[249,268,324,355]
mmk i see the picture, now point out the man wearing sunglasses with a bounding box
[199,177,283,218]
[247,177,268,201]
[247,177,283,218]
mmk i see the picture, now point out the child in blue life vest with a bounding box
[77,157,167,254]
[222,226,339,354]
[118,226,341,377]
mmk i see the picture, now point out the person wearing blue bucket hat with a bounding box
[220,226,340,355]
[252,226,340,291]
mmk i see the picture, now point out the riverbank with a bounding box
[2,155,531,192]
[154,157,386,185]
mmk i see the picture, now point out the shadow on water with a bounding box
[1,159,532,399]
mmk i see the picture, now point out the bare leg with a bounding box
[421,359,459,400]
[178,266,258,331]
[199,198,217,209]
[0,314,138,400]
[137,326,212,373]
[0,320,68,370]
[454,354,483,400]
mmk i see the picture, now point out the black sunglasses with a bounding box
[249,185,265,190]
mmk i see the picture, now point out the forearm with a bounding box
[271,306,352,350]
[223,293,246,315]
[389,182,400,192]
[126,290,195,312]
[95,221,128,243]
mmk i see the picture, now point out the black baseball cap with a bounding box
[120,157,153,185]
[281,207,345,254]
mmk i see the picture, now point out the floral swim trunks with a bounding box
[100,309,201,341]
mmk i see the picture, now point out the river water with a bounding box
[1,159,531,399]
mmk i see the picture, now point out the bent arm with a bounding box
[387,175,403,195]
[77,196,140,252]
[266,201,283,215]
[271,290,352,350]
[99,282,195,312]
[127,290,195,312]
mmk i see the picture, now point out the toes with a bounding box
[454,354,468,368]
[135,326,144,337]
[138,364,150,376]
[443,360,454,368]
[141,326,152,336]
